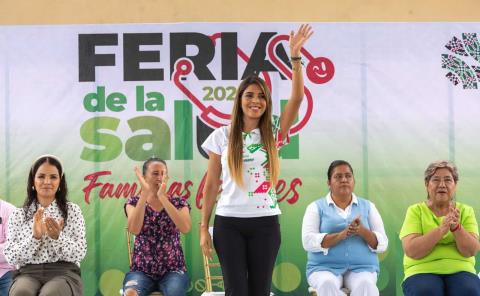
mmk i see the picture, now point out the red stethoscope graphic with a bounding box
[172,32,334,135]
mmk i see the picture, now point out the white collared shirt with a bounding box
[202,119,288,218]
[5,200,87,267]
[302,192,388,254]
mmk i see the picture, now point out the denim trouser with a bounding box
[123,271,189,296]
[402,271,480,296]
[0,271,12,295]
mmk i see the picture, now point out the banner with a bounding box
[1,23,479,295]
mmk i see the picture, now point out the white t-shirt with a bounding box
[201,117,289,218]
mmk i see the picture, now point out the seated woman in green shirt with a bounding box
[399,160,480,296]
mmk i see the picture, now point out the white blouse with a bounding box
[201,118,289,218]
[5,200,87,267]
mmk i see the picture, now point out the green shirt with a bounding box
[399,202,479,280]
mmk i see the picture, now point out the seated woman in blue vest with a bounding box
[302,160,388,296]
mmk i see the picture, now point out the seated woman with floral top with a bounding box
[123,157,191,296]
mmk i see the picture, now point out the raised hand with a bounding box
[45,217,64,240]
[157,170,169,201]
[33,207,45,239]
[134,166,153,197]
[289,24,314,57]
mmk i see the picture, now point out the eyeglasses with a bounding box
[332,174,353,181]
[430,177,454,185]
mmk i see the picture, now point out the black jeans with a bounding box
[213,215,281,296]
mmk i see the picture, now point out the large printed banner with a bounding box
[1,23,480,295]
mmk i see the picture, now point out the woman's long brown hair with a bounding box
[227,75,280,188]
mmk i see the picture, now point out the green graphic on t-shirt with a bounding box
[247,143,262,153]
[268,188,277,209]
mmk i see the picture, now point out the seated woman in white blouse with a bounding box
[302,160,388,296]
[5,155,86,296]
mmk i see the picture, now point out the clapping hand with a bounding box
[33,207,65,240]
[134,166,154,198]
[347,216,362,237]
[447,203,460,231]
[439,204,460,234]
[45,217,64,240]
[33,207,45,239]
[157,170,169,202]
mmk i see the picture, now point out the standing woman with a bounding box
[200,24,313,296]
[5,155,86,296]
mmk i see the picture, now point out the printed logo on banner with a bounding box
[171,32,334,161]
[441,33,480,89]
[77,31,334,206]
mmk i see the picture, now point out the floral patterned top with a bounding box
[5,200,86,267]
[126,196,191,279]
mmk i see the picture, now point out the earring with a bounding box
[32,186,35,191]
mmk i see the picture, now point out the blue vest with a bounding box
[306,196,379,277]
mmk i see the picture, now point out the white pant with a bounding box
[308,270,379,296]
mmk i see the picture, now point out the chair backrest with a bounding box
[202,227,224,292]
[126,226,134,267]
